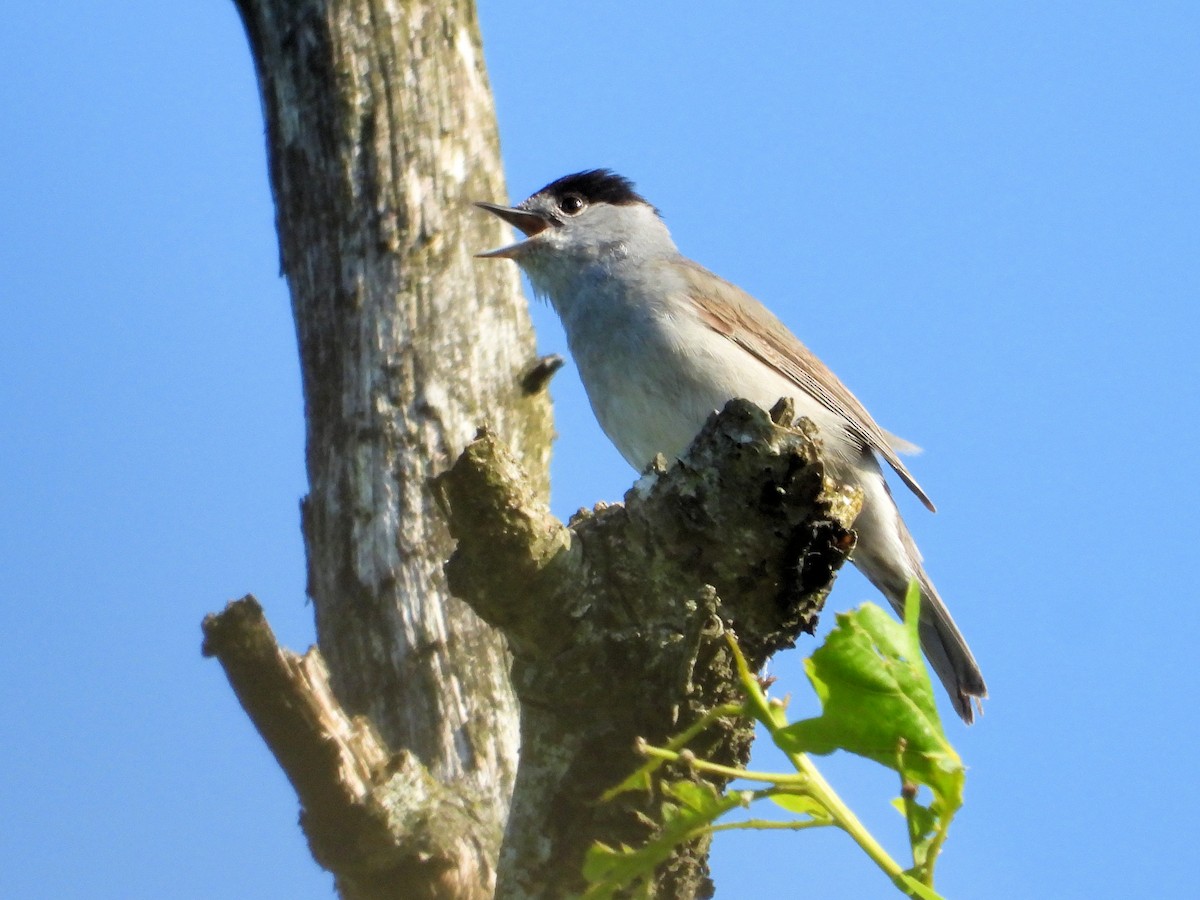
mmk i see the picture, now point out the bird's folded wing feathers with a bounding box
[680,260,936,513]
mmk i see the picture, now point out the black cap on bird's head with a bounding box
[532,169,654,211]
[474,169,661,259]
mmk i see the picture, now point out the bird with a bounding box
[474,169,986,722]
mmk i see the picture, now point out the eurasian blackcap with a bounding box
[475,170,986,722]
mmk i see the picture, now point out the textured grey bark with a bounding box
[434,400,859,898]
[223,0,551,895]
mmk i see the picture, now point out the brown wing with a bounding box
[680,259,936,512]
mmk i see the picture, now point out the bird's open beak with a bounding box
[474,202,549,258]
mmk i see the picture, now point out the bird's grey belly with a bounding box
[569,308,853,473]
[583,358,713,470]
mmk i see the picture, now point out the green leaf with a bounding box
[600,768,653,801]
[581,781,740,897]
[891,796,936,839]
[769,791,832,820]
[891,794,941,870]
[664,780,726,816]
[581,842,628,883]
[896,872,946,900]
[582,842,655,898]
[775,593,965,820]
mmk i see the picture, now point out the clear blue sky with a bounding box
[1,3,1197,898]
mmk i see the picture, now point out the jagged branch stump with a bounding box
[433,399,862,899]
[201,598,495,900]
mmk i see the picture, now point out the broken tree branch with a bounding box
[434,399,862,898]
[202,597,494,900]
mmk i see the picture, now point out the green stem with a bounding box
[789,751,914,892]
[664,702,748,750]
[639,744,811,786]
[709,818,830,834]
[901,790,922,872]
[603,702,748,802]
[726,635,924,898]
[921,819,950,886]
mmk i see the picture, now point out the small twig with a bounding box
[709,819,831,835]
[520,353,564,394]
[638,744,812,787]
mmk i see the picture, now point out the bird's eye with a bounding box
[558,194,585,216]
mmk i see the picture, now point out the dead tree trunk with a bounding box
[220,0,552,895]
[205,2,855,897]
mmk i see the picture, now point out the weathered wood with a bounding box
[202,597,491,900]
[225,0,552,893]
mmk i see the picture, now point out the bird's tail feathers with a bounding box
[854,538,987,724]
[909,567,987,723]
